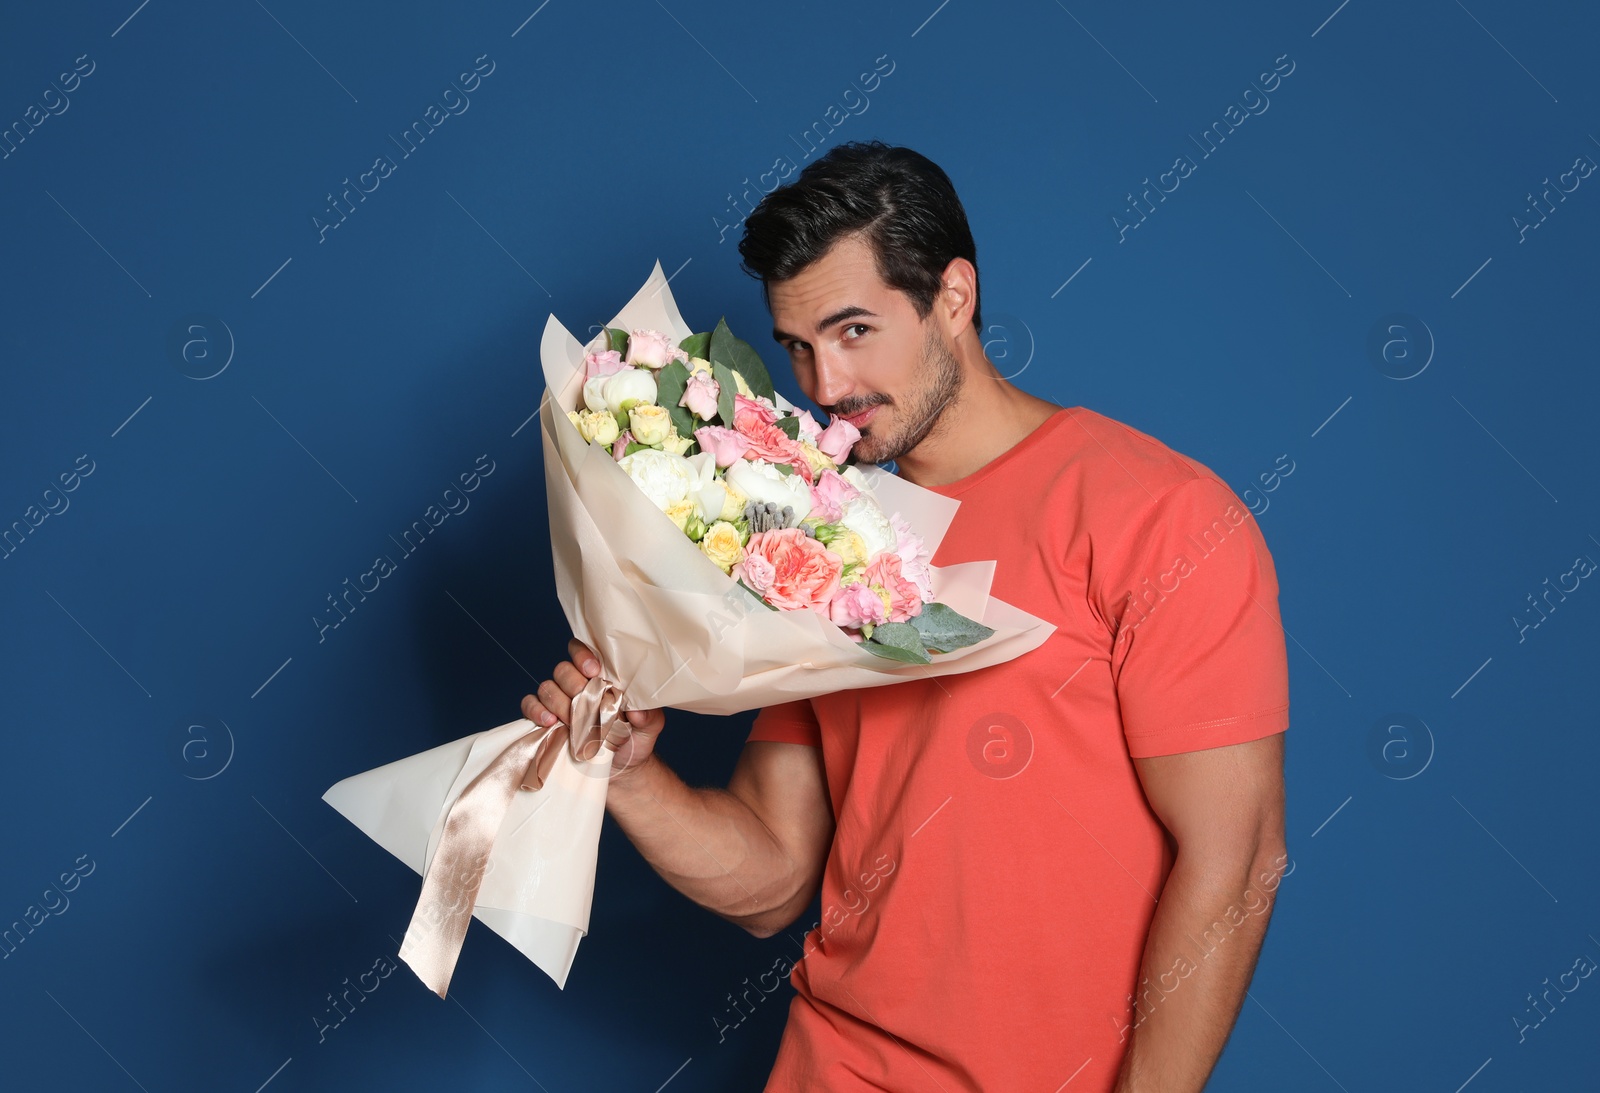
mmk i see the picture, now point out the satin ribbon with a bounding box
[397,674,632,998]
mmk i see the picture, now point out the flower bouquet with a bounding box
[571,305,995,661]
[323,262,1056,999]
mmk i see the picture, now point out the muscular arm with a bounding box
[1112,731,1288,1093]
[604,739,834,938]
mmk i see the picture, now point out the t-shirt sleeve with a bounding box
[746,698,823,747]
[1095,475,1290,758]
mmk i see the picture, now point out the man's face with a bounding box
[768,232,963,466]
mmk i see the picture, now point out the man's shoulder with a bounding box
[1049,406,1226,507]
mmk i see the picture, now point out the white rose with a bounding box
[724,459,812,523]
[838,490,897,560]
[616,448,694,512]
[585,368,657,415]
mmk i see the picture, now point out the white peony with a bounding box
[837,490,897,560]
[724,459,812,523]
[583,367,657,415]
[616,448,694,512]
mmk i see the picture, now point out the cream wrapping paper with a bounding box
[323,261,1057,994]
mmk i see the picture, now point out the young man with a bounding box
[523,141,1291,1092]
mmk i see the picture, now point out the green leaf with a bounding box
[861,622,933,664]
[623,441,653,457]
[776,415,802,440]
[679,331,710,359]
[908,602,996,653]
[709,317,777,405]
[655,360,697,440]
[711,360,739,428]
[772,462,794,476]
[606,327,630,354]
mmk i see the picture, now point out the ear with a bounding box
[935,256,978,340]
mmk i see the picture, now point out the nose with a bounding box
[810,345,853,411]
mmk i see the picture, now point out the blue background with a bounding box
[2,0,1596,1089]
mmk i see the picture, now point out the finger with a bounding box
[566,639,600,677]
[521,693,557,727]
[551,659,590,697]
[534,678,573,724]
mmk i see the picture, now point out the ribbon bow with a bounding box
[397,673,632,998]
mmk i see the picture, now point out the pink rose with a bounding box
[889,512,935,602]
[740,528,843,614]
[817,414,862,463]
[793,409,824,444]
[733,393,779,429]
[680,371,720,420]
[584,348,627,380]
[624,329,688,369]
[694,425,750,468]
[611,429,633,461]
[828,580,889,631]
[863,552,923,623]
[732,551,775,596]
[808,468,860,524]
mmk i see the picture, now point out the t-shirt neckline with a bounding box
[919,406,1082,497]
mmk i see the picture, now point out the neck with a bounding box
[891,332,1062,488]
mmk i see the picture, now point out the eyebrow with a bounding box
[772,305,879,345]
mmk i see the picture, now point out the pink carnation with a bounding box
[863,552,923,623]
[889,512,935,602]
[733,398,813,482]
[738,528,842,615]
[828,580,889,631]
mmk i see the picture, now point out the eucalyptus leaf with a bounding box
[908,602,996,653]
[623,441,652,457]
[606,327,630,354]
[862,622,933,664]
[776,416,803,440]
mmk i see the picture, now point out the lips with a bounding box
[841,405,879,428]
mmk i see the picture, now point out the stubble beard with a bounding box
[852,321,964,466]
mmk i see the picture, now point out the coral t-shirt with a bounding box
[748,405,1290,1092]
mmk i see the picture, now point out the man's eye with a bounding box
[843,324,869,340]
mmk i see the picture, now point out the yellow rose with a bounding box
[799,440,836,476]
[829,529,870,569]
[577,408,619,446]
[566,409,582,432]
[687,356,714,377]
[731,369,754,397]
[699,519,746,573]
[664,498,696,532]
[629,403,672,446]
[838,567,867,588]
[719,478,748,522]
[660,427,693,456]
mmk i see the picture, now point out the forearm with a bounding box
[1112,847,1288,1092]
[604,753,808,930]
